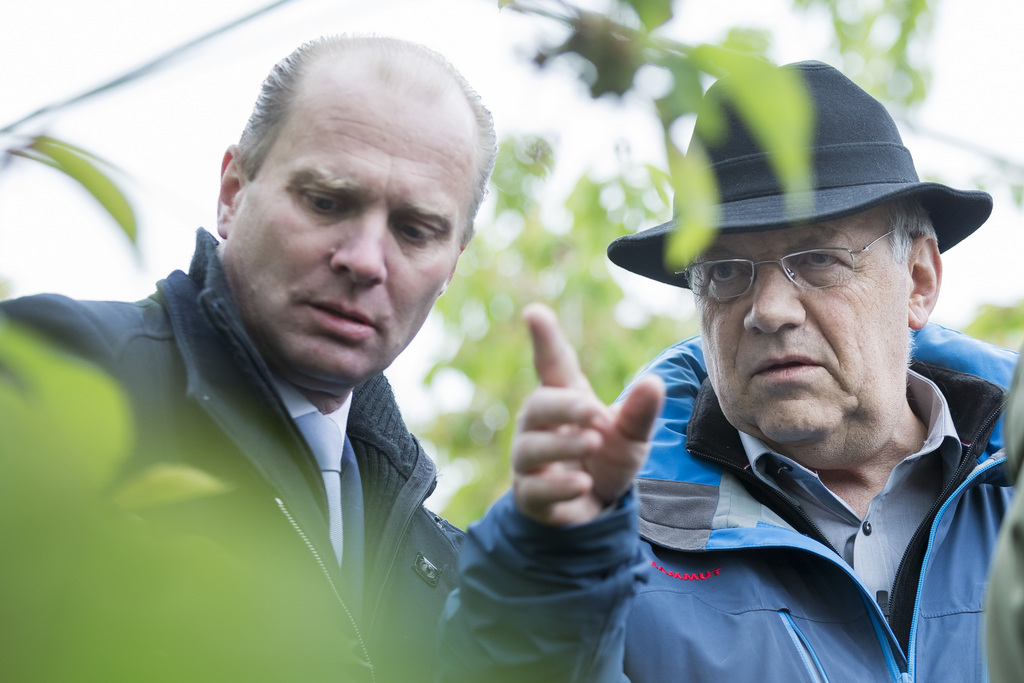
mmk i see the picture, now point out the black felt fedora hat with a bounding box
[607,60,993,288]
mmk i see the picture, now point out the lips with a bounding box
[751,356,818,377]
[309,301,377,339]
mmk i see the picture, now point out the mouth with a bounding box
[751,356,818,377]
[309,302,376,337]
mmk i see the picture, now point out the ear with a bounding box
[907,235,942,330]
[438,247,464,299]
[217,146,245,240]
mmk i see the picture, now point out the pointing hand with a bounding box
[512,303,665,526]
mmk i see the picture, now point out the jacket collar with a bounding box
[166,229,439,571]
[161,229,335,562]
[639,360,1007,552]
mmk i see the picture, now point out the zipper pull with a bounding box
[876,590,890,619]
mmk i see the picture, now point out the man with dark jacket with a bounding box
[437,61,1014,682]
[2,35,495,682]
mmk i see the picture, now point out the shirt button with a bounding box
[862,520,872,536]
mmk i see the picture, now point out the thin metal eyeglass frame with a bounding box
[682,229,896,302]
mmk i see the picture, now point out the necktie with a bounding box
[295,411,362,568]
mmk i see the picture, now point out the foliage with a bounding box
[427,136,696,527]
[794,0,934,106]
[0,318,364,681]
[966,302,1024,353]
[508,0,815,269]
[5,135,137,245]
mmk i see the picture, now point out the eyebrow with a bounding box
[288,168,360,195]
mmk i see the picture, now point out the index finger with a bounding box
[523,303,590,391]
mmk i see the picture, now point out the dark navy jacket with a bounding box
[1,230,461,682]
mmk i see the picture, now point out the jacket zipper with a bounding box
[275,497,376,683]
[904,456,1004,681]
[366,485,431,633]
[778,609,829,683]
[689,447,908,676]
[693,395,1003,677]
[887,399,1003,650]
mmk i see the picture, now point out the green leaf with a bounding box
[25,135,137,243]
[664,144,719,270]
[113,463,233,511]
[563,12,644,97]
[623,0,673,31]
[0,318,133,491]
[691,46,814,219]
[654,56,704,124]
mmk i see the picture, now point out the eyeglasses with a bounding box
[682,230,895,302]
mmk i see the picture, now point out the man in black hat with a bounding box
[435,61,1016,682]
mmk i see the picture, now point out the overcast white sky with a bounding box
[2,0,1023,337]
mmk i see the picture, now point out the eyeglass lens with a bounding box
[692,248,857,300]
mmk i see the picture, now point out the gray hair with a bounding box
[236,34,497,246]
[887,197,937,263]
[883,197,938,364]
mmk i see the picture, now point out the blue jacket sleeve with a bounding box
[435,492,647,682]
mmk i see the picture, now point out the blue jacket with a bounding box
[437,323,1016,682]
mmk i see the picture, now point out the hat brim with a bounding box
[607,182,993,288]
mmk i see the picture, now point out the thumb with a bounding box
[523,303,589,391]
[614,374,666,442]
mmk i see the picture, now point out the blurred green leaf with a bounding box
[965,301,1024,352]
[664,144,719,270]
[557,11,645,97]
[624,0,673,31]
[113,463,234,512]
[793,0,932,106]
[0,317,132,490]
[0,316,360,681]
[654,56,704,124]
[691,46,814,218]
[13,135,137,244]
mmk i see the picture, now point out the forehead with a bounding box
[705,205,891,258]
[267,54,479,212]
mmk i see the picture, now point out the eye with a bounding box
[397,222,427,242]
[790,250,849,269]
[393,214,450,246]
[708,261,745,282]
[806,251,840,267]
[307,194,339,213]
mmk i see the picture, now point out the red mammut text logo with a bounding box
[651,560,721,581]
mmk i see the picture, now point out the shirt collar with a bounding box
[272,375,352,437]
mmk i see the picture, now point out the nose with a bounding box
[328,212,388,286]
[743,262,806,334]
